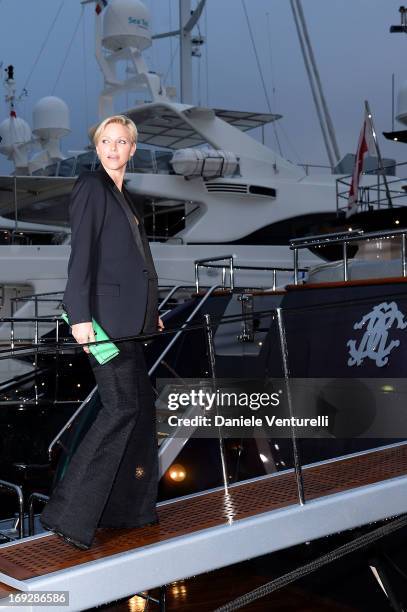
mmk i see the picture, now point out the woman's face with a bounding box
[96,123,136,172]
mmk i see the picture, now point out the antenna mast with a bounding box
[179,0,193,103]
[290,0,341,167]
[153,0,207,104]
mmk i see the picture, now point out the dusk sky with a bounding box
[1,0,407,174]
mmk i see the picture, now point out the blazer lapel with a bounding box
[96,165,146,261]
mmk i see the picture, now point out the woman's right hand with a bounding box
[71,322,96,354]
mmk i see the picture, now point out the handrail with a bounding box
[276,308,304,505]
[335,160,407,214]
[149,284,221,376]
[194,255,306,292]
[158,285,195,310]
[203,313,228,493]
[290,227,407,283]
[47,284,222,458]
[47,387,98,460]
[28,492,49,536]
[0,480,24,538]
[290,226,407,248]
[195,256,235,292]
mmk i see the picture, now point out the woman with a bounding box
[40,115,163,550]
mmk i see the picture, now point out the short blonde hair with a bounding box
[92,114,138,146]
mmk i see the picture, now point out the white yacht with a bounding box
[1,6,407,611]
[0,0,402,325]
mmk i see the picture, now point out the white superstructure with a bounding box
[0,0,402,318]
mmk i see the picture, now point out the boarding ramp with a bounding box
[1,443,407,610]
[0,281,407,610]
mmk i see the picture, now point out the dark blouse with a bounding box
[118,187,159,336]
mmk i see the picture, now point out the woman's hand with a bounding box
[71,322,96,354]
[158,316,165,331]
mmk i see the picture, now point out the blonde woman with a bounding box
[40,115,163,550]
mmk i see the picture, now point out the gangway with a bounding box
[1,442,407,610]
[2,278,407,609]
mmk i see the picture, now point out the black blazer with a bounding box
[63,165,157,339]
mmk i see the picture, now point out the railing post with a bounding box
[229,257,234,290]
[28,492,49,535]
[13,175,18,240]
[402,233,407,278]
[0,480,24,538]
[335,176,338,215]
[222,266,226,289]
[294,248,299,285]
[203,313,229,494]
[343,241,348,282]
[34,297,39,369]
[272,269,277,291]
[10,320,14,353]
[55,317,60,404]
[276,308,305,506]
[148,284,221,377]
[194,262,199,293]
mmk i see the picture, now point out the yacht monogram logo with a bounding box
[347,301,407,367]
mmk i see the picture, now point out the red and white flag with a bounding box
[95,0,108,15]
[347,109,377,218]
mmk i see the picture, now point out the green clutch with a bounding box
[60,310,120,364]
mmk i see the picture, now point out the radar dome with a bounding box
[32,96,70,139]
[0,116,31,156]
[102,0,151,52]
[396,80,407,125]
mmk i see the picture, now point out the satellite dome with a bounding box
[102,0,151,52]
[396,80,407,126]
[32,96,70,139]
[0,116,31,156]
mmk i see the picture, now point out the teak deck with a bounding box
[0,443,407,583]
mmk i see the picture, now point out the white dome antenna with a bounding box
[102,0,152,52]
[81,0,207,116]
[32,96,70,140]
[86,0,170,117]
[29,96,71,173]
[0,66,70,173]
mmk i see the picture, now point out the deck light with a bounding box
[169,463,186,482]
[381,384,394,392]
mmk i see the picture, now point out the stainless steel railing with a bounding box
[335,160,407,215]
[194,255,306,292]
[0,480,24,538]
[47,284,222,462]
[290,227,407,283]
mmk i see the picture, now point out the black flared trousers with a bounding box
[40,340,159,547]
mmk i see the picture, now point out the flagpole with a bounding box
[365,100,393,208]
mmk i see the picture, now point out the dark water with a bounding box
[88,526,407,611]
